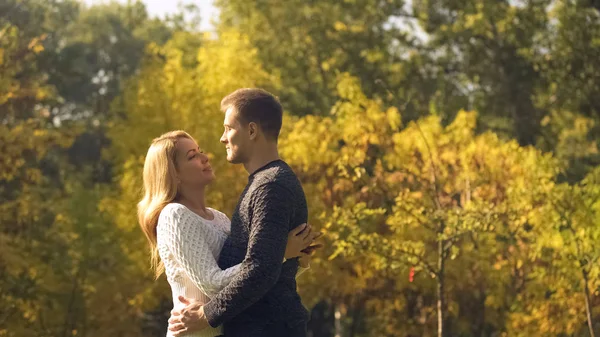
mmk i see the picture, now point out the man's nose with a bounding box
[220,134,226,143]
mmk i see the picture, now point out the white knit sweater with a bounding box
[157,203,308,337]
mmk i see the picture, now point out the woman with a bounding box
[137,130,315,337]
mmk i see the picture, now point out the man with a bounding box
[167,88,320,336]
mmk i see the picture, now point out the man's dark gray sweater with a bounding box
[203,159,309,336]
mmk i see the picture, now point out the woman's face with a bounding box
[175,137,215,187]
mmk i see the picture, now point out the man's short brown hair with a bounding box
[221,88,283,141]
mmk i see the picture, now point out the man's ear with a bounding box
[248,122,259,140]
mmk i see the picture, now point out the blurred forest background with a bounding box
[2,0,600,336]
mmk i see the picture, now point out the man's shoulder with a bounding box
[245,161,305,204]
[252,161,298,185]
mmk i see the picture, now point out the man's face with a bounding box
[220,106,251,164]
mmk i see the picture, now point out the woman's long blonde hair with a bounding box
[138,130,193,279]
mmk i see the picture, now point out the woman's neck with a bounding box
[177,187,208,214]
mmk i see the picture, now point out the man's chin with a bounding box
[226,156,242,164]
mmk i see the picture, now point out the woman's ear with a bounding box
[172,171,181,185]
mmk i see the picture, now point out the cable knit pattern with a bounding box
[157,202,309,337]
[203,160,310,336]
[157,203,238,337]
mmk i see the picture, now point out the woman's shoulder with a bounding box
[207,208,230,223]
[207,208,231,233]
[161,202,188,216]
[158,203,194,226]
[207,208,228,219]
[160,203,229,226]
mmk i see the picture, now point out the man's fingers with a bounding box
[172,328,188,337]
[290,223,308,236]
[170,309,181,316]
[168,320,185,330]
[180,313,194,323]
[178,295,191,305]
[168,316,182,324]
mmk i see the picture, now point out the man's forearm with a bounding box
[203,226,289,325]
[203,183,293,327]
[203,254,284,327]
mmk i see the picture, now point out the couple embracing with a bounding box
[138,88,322,337]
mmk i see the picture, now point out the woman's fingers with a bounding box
[290,223,307,236]
[303,243,324,255]
[304,230,322,246]
[303,231,313,245]
[302,224,312,240]
[310,231,323,241]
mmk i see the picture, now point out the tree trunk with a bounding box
[62,269,81,337]
[582,269,596,337]
[335,303,344,337]
[437,238,445,337]
[348,297,364,337]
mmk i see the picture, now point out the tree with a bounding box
[533,0,600,181]
[525,167,600,337]
[411,0,552,145]
[0,19,75,337]
[0,1,179,335]
[281,74,559,336]
[215,0,410,116]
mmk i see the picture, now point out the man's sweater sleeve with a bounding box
[203,182,292,327]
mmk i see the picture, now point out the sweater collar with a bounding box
[248,159,284,180]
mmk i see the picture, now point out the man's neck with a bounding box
[243,145,280,175]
